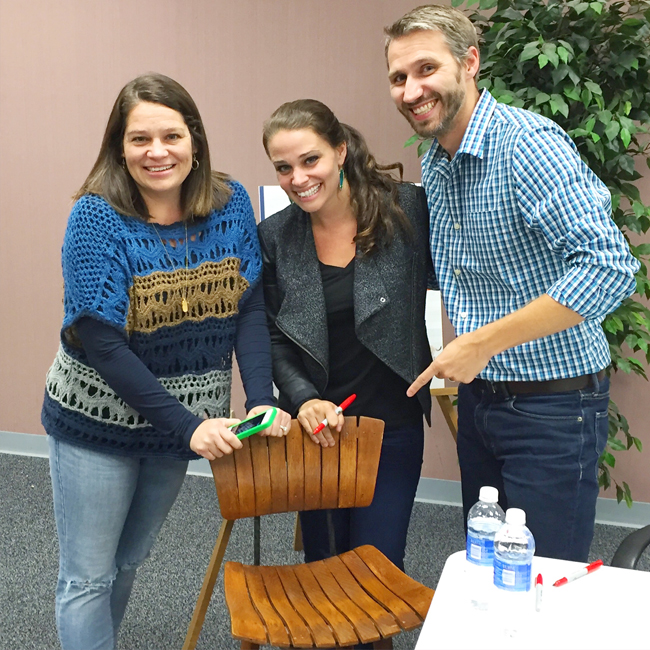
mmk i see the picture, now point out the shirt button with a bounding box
[454,223,461,230]
[454,268,462,277]
[460,311,468,319]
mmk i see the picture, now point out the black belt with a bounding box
[474,369,607,396]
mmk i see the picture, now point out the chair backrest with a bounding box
[211,416,384,520]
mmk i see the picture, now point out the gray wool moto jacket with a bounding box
[257,182,433,425]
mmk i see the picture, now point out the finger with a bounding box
[321,427,336,447]
[407,362,437,397]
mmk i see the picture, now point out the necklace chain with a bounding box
[151,221,190,314]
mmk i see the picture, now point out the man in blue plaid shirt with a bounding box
[385,5,640,561]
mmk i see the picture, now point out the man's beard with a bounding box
[403,84,465,140]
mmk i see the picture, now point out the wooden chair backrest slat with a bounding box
[286,423,305,512]
[320,427,341,509]
[268,439,289,514]
[302,434,322,511]
[249,435,272,517]
[338,418,359,509]
[355,417,385,507]
[211,417,384,521]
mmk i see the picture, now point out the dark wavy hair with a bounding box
[262,99,412,255]
[75,73,231,220]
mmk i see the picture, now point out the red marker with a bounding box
[312,394,357,435]
[535,574,543,612]
[553,559,603,587]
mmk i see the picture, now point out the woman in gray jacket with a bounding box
[259,99,433,571]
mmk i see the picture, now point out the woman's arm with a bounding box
[76,318,242,458]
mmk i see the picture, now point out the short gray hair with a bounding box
[384,4,479,64]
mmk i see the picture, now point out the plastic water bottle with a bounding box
[493,508,536,636]
[465,486,505,610]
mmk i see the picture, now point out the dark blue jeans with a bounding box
[300,422,424,571]
[457,375,609,562]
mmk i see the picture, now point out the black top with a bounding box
[320,260,422,429]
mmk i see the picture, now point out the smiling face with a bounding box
[122,101,194,207]
[387,30,479,151]
[266,128,347,216]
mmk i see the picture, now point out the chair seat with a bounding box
[224,544,434,648]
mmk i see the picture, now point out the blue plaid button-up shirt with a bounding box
[421,90,639,381]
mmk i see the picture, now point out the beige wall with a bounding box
[1,0,648,500]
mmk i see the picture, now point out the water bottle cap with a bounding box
[478,486,499,503]
[505,508,526,525]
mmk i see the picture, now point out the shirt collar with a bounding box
[422,89,497,167]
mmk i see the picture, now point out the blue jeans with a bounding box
[457,375,609,562]
[300,422,424,571]
[48,437,188,650]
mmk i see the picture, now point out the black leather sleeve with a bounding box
[258,224,321,415]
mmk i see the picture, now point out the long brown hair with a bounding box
[75,73,231,220]
[262,99,412,255]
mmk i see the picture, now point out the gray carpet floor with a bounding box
[1,453,647,650]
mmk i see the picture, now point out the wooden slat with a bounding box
[224,562,267,646]
[320,426,340,509]
[309,559,380,644]
[323,556,400,637]
[210,453,239,520]
[292,564,358,648]
[234,439,256,519]
[286,423,305,512]
[275,566,336,647]
[302,430,322,511]
[258,566,313,647]
[183,519,234,650]
[249,435,272,516]
[240,566,290,647]
[353,545,434,619]
[355,418,384,507]
[268,435,289,514]
[339,549,422,630]
[338,418,358,509]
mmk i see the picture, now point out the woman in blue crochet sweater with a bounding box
[41,73,290,650]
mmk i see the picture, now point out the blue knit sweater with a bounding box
[42,181,268,459]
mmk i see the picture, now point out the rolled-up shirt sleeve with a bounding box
[513,127,639,321]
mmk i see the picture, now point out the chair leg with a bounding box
[182,518,235,650]
[240,642,260,650]
[435,394,458,442]
[293,512,303,552]
[373,638,394,649]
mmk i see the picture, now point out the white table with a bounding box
[416,551,649,649]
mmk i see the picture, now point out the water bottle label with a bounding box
[466,534,494,565]
[493,557,532,591]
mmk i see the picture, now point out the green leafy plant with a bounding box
[409,0,650,505]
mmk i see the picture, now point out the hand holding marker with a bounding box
[312,394,357,435]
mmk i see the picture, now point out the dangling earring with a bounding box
[121,157,126,170]
[339,167,344,190]
[191,154,199,171]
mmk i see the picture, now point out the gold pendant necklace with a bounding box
[152,221,190,314]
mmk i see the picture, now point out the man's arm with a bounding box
[407,294,582,394]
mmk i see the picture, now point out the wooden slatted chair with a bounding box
[183,416,434,650]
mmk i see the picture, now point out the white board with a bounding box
[258,186,444,388]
